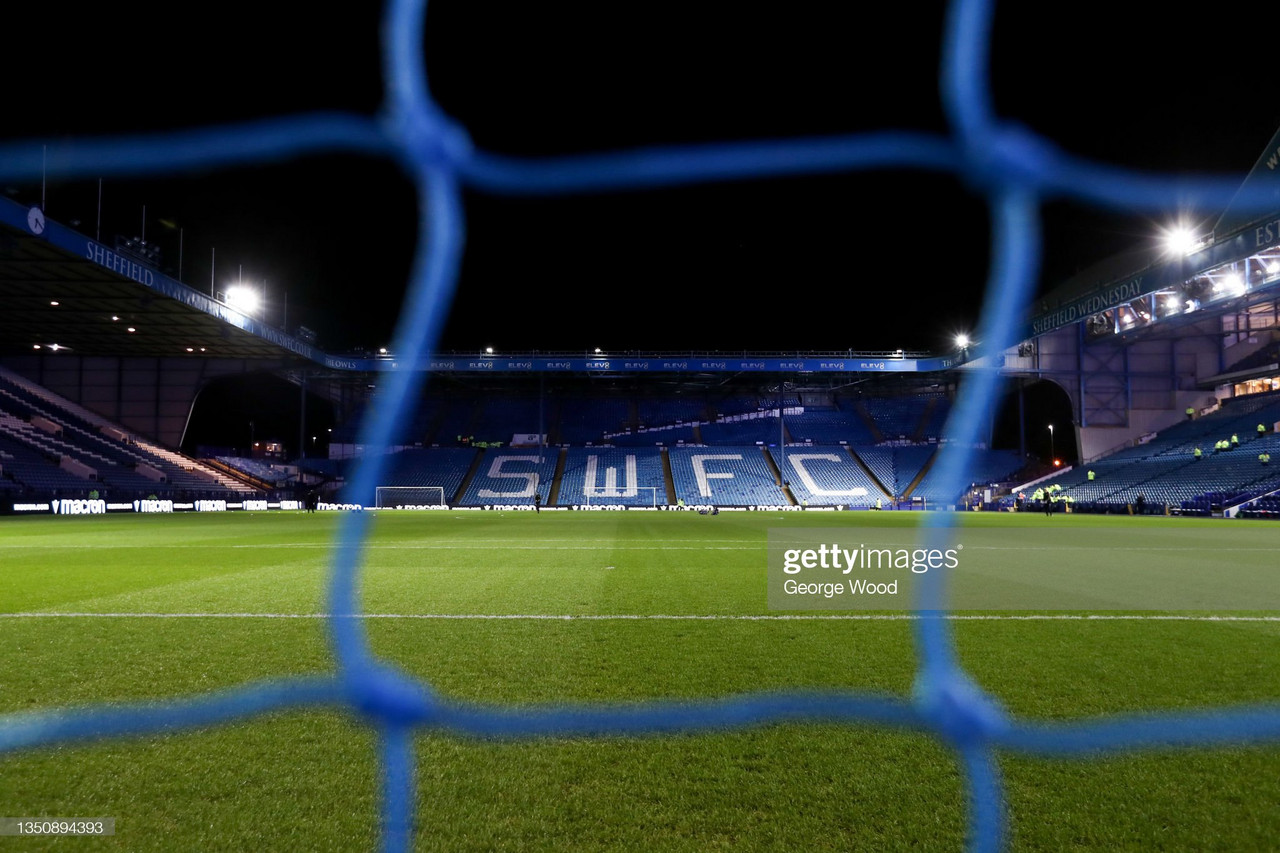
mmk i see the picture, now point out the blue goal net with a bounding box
[2,1,1280,850]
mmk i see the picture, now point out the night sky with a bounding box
[5,1,1278,356]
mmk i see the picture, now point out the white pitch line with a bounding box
[1,613,1277,621]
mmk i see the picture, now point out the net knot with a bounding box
[384,105,474,172]
[346,661,437,727]
[913,668,1008,747]
[962,121,1061,194]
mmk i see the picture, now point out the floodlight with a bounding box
[225,284,261,314]
[1162,225,1197,256]
[485,346,494,354]
[954,333,970,349]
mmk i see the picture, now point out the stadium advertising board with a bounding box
[5,499,308,515]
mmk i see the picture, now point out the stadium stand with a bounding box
[667,445,788,506]
[470,397,545,444]
[849,444,938,499]
[635,396,707,429]
[772,448,885,507]
[0,368,250,497]
[611,425,699,446]
[834,397,881,445]
[910,447,1025,506]
[698,416,784,446]
[1021,392,1280,513]
[784,408,870,445]
[454,448,558,507]
[558,396,633,445]
[214,456,297,488]
[863,393,935,442]
[555,448,666,506]
[338,447,477,506]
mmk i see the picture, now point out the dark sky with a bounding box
[5,1,1278,355]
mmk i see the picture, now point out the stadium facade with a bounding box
[6,162,1280,517]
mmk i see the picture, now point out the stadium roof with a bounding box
[0,199,308,362]
[1,197,979,375]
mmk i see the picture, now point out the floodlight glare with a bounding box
[225,284,261,314]
[1162,225,1197,256]
[1225,274,1246,296]
[954,333,970,349]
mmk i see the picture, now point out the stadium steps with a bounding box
[0,366,247,493]
[848,446,892,497]
[901,447,939,500]
[131,439,250,492]
[204,457,277,492]
[913,397,940,443]
[762,448,795,505]
[548,447,568,506]
[451,449,488,503]
[661,448,677,504]
[852,400,884,443]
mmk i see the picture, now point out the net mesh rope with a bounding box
[3,0,1280,850]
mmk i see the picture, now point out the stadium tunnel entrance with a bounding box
[183,371,335,461]
[994,378,1077,468]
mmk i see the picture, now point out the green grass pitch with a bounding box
[1,510,1277,851]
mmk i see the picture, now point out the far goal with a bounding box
[375,486,447,509]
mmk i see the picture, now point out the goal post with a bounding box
[375,486,446,508]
